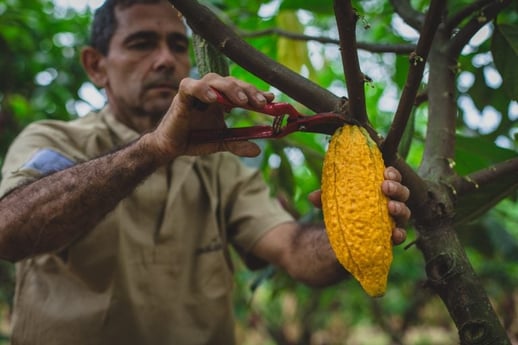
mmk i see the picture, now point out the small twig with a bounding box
[451,157,518,196]
[445,0,495,31]
[334,0,368,124]
[382,0,446,162]
[414,88,428,106]
[241,28,416,54]
[446,0,511,58]
[390,0,425,30]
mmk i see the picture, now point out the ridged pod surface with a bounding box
[321,125,394,297]
[192,34,229,77]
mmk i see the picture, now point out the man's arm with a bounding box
[251,167,411,287]
[0,135,164,262]
[252,221,348,287]
[0,74,273,262]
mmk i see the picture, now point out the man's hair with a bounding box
[89,0,163,56]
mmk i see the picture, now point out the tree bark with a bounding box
[417,221,511,344]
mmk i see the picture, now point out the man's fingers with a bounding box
[392,228,407,245]
[389,200,411,226]
[308,190,322,208]
[382,180,410,203]
[193,74,274,108]
[384,166,402,182]
[224,141,261,158]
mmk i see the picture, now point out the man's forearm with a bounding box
[288,223,349,287]
[0,134,165,262]
[254,221,349,287]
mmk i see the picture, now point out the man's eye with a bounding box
[170,40,188,53]
[129,41,155,50]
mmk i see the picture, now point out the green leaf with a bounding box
[491,24,518,100]
[398,107,415,160]
[454,177,518,226]
[453,136,518,225]
[279,0,334,14]
[454,135,517,176]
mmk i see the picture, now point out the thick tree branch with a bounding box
[392,156,431,221]
[452,157,518,197]
[446,0,511,59]
[418,29,458,180]
[241,29,416,54]
[389,0,425,30]
[333,0,368,124]
[417,223,512,344]
[169,0,342,113]
[383,0,446,161]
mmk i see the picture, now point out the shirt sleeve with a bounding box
[218,154,294,269]
[0,123,76,198]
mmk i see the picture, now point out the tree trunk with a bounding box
[417,221,510,344]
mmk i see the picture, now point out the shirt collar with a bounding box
[98,105,197,175]
[100,106,142,145]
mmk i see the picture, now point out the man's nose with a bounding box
[153,44,176,70]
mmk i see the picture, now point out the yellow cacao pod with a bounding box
[321,125,394,297]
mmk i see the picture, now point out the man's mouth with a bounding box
[145,77,180,92]
[150,84,177,91]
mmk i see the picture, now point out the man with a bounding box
[0,0,411,344]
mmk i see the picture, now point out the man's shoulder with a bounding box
[15,109,110,150]
[23,110,107,136]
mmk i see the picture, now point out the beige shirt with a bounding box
[0,107,293,345]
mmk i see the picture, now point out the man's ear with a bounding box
[81,47,108,87]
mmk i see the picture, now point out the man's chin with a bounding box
[145,95,175,114]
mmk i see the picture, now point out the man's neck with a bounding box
[114,112,159,134]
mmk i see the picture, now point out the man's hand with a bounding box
[145,73,275,162]
[381,166,411,244]
[308,166,411,245]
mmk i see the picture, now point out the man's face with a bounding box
[102,2,191,124]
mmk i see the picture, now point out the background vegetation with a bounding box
[1,0,517,344]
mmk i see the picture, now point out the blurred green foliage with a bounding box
[1,0,518,343]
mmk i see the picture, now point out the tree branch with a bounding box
[392,156,431,221]
[169,0,342,113]
[240,28,416,54]
[445,0,495,32]
[333,0,368,124]
[389,0,425,30]
[382,0,446,161]
[417,223,512,344]
[418,30,458,180]
[452,157,518,197]
[446,0,511,59]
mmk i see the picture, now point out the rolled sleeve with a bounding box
[218,155,294,268]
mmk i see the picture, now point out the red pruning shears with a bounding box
[189,90,346,143]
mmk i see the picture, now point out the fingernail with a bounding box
[256,93,266,103]
[386,181,395,193]
[390,200,400,213]
[206,89,217,101]
[237,91,247,102]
